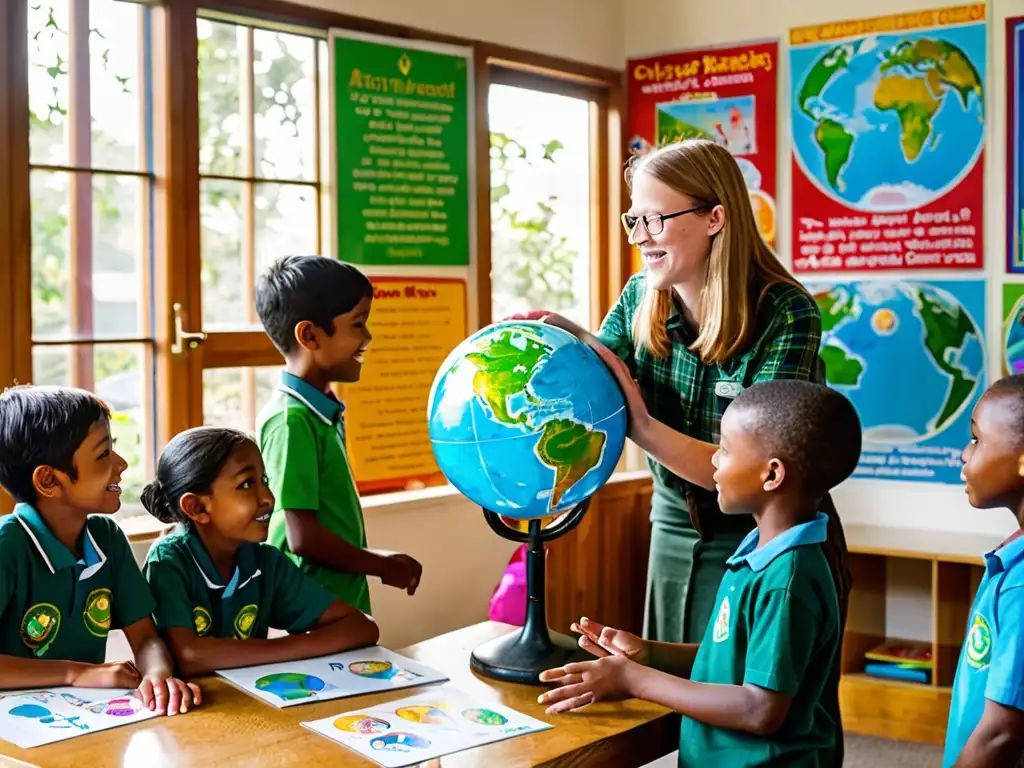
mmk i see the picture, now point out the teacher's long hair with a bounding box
[627,140,806,363]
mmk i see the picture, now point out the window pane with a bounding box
[31,170,146,341]
[254,30,316,181]
[203,366,283,435]
[198,19,244,176]
[28,1,71,165]
[90,0,144,171]
[32,343,152,515]
[255,183,318,276]
[200,179,245,329]
[488,84,592,327]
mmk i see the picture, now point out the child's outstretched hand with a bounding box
[572,617,650,665]
[537,655,635,714]
[136,674,202,716]
[382,553,423,595]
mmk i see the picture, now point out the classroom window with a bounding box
[488,83,592,328]
[202,365,283,435]
[27,0,155,517]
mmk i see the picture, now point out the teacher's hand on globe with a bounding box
[571,617,650,666]
[587,342,651,440]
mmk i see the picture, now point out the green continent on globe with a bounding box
[797,41,858,116]
[820,343,865,387]
[873,72,943,162]
[913,288,977,432]
[535,419,606,510]
[815,288,859,333]
[464,327,553,426]
[814,118,854,191]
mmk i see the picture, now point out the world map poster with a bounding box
[789,6,987,273]
[805,279,985,484]
[626,40,778,271]
[1009,16,1024,272]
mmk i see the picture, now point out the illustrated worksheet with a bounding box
[0,687,159,749]
[301,686,552,767]
[216,646,448,708]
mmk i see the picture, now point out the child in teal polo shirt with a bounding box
[943,374,1024,767]
[539,380,860,767]
[254,255,422,616]
[0,385,200,716]
[141,426,379,676]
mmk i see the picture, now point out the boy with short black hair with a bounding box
[539,379,860,767]
[0,385,200,715]
[255,254,422,617]
[943,374,1024,767]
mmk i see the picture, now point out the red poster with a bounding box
[626,41,779,266]
[788,6,987,272]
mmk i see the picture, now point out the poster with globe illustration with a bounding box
[1009,16,1024,272]
[789,6,986,273]
[807,280,985,484]
[1002,285,1024,375]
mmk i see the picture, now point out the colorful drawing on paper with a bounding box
[255,672,328,702]
[215,646,448,709]
[334,715,392,735]
[302,687,553,768]
[0,687,159,749]
[655,95,757,154]
[807,279,985,483]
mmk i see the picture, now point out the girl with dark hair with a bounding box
[141,427,378,676]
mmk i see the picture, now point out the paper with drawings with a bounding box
[301,685,552,767]
[216,645,448,708]
[0,686,159,749]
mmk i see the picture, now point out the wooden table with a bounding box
[0,622,679,767]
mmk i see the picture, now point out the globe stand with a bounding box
[470,500,592,685]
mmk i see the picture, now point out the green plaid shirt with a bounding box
[597,273,824,532]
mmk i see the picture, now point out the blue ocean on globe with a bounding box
[790,25,986,211]
[810,281,984,444]
[428,321,627,519]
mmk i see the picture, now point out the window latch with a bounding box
[171,303,208,355]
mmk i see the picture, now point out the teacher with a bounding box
[523,138,850,750]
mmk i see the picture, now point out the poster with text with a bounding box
[790,6,986,273]
[1002,284,1024,376]
[806,279,984,483]
[331,29,472,266]
[626,41,778,272]
[339,277,467,492]
[1008,17,1024,271]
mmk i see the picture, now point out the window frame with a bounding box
[0,0,627,516]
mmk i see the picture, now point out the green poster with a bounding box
[1004,284,1024,376]
[332,31,471,267]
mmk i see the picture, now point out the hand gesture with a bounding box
[382,553,423,595]
[587,342,650,438]
[538,654,636,713]
[135,675,202,716]
[499,310,552,322]
[571,617,650,665]
[71,661,142,690]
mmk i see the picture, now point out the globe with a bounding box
[810,281,984,444]
[791,30,985,211]
[427,321,627,520]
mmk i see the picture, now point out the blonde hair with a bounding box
[627,140,804,363]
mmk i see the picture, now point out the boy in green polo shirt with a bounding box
[538,380,860,767]
[255,255,422,616]
[141,427,379,676]
[0,385,200,716]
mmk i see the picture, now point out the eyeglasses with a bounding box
[621,204,710,236]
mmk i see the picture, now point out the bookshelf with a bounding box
[839,524,1002,745]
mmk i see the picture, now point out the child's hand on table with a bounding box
[135,674,202,716]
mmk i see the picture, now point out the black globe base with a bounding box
[472,502,592,686]
[470,624,589,685]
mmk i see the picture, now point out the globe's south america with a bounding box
[428,322,627,520]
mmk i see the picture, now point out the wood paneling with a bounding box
[546,475,654,636]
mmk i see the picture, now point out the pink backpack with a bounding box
[488,544,527,625]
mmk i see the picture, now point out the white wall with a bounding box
[294,0,626,70]
[626,0,1024,542]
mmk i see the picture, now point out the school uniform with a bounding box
[942,531,1024,767]
[0,504,155,663]
[680,513,840,767]
[257,372,371,615]
[143,525,335,639]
